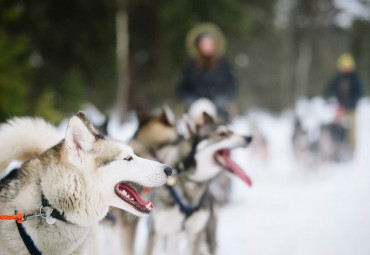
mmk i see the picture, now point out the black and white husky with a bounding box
[147,114,252,255]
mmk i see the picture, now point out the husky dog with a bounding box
[147,114,253,255]
[187,98,233,206]
[292,117,320,168]
[130,105,178,160]
[0,112,172,255]
[104,105,178,255]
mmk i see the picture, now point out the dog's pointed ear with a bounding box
[179,114,196,138]
[160,104,176,127]
[202,112,214,125]
[65,113,95,153]
[76,111,99,135]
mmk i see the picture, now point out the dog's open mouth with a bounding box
[214,149,252,187]
[114,182,154,214]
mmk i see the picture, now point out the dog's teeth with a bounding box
[217,156,226,165]
[130,198,134,201]
[146,202,153,210]
[120,190,133,200]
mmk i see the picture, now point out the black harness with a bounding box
[166,184,208,218]
[4,168,69,255]
[40,194,68,223]
[15,193,69,255]
[150,135,209,222]
[166,135,211,221]
[16,221,42,255]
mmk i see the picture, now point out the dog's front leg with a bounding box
[205,204,218,255]
[192,231,210,255]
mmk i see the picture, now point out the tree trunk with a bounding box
[116,0,129,123]
[279,27,295,108]
[294,36,312,100]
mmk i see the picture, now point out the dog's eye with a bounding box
[124,156,133,161]
[218,132,227,137]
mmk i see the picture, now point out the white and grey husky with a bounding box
[147,113,252,255]
[0,112,171,255]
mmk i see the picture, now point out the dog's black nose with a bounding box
[245,136,253,144]
[164,166,172,177]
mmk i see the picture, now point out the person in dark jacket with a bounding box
[177,23,237,122]
[325,53,362,110]
[324,53,363,153]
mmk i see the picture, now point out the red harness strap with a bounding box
[0,212,23,223]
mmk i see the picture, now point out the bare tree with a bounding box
[116,0,130,123]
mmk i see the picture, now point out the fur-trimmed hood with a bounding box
[185,23,226,58]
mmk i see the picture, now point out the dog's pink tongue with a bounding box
[223,151,252,187]
[119,183,154,208]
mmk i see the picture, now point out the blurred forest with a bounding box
[0,0,369,123]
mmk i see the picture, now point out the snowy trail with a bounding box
[217,99,370,255]
[218,165,370,255]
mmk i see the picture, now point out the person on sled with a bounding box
[177,23,237,123]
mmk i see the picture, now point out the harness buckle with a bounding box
[22,206,56,224]
[166,176,177,186]
[40,206,56,225]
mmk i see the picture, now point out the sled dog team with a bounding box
[0,103,252,255]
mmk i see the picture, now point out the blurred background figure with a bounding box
[177,23,237,123]
[324,53,363,156]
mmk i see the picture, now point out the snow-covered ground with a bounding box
[217,98,370,255]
